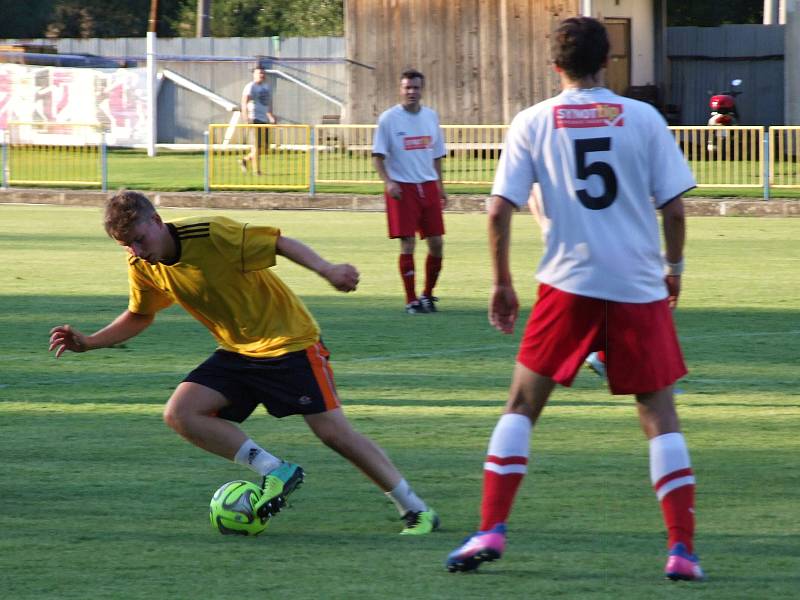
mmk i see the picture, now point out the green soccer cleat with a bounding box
[254,461,305,519]
[400,509,440,535]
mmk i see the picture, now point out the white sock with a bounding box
[649,432,694,499]
[385,479,427,515]
[233,439,282,476]
[486,413,532,466]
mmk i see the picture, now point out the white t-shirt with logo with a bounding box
[492,87,695,303]
[242,81,272,122]
[372,105,446,183]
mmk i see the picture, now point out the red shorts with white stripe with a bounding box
[385,180,445,239]
[183,341,341,420]
[517,284,687,395]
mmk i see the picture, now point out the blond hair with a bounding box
[104,190,156,239]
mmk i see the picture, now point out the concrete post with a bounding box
[147,31,158,156]
[764,0,779,24]
[786,0,800,124]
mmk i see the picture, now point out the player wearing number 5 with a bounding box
[446,17,703,581]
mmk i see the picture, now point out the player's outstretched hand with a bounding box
[665,275,681,309]
[49,324,89,358]
[489,284,519,334]
[323,263,360,293]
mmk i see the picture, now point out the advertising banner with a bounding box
[0,63,148,146]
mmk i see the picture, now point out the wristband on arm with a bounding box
[664,257,685,276]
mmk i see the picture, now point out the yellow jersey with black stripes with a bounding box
[126,215,320,357]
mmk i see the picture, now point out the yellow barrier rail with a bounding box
[307,124,769,190]
[207,124,311,190]
[311,124,507,187]
[769,126,800,188]
[669,126,764,188]
[0,121,795,194]
[314,125,380,185]
[441,125,506,184]
[3,122,106,189]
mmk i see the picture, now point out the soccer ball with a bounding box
[209,480,269,536]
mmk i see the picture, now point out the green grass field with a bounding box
[118,149,800,197]
[5,146,799,197]
[1,205,798,599]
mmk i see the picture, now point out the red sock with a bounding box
[650,433,696,553]
[399,253,416,304]
[659,481,696,552]
[423,254,442,297]
[479,414,531,531]
[480,468,525,531]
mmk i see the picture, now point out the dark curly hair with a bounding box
[552,17,610,80]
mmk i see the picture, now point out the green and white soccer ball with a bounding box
[209,480,269,536]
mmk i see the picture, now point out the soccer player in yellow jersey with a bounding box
[49,190,439,535]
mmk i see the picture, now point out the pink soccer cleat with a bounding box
[664,542,705,581]
[446,523,506,572]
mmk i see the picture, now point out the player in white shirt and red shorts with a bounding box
[447,17,704,581]
[373,69,448,314]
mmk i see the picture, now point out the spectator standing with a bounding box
[240,66,276,175]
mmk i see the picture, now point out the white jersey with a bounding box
[242,81,272,122]
[492,87,695,302]
[372,105,446,183]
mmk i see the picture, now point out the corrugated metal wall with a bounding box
[157,38,346,142]
[667,24,784,126]
[1,36,345,143]
[276,37,346,126]
[1,36,281,58]
[157,60,251,144]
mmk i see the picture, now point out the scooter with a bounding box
[707,79,742,154]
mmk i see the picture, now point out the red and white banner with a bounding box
[553,103,625,129]
[0,63,149,146]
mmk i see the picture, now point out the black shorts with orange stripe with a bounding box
[183,341,341,421]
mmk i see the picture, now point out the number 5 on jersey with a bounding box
[574,137,617,210]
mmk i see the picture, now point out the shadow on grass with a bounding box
[2,295,798,401]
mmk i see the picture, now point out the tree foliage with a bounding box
[194,0,343,37]
[0,0,55,38]
[44,1,186,37]
[668,0,763,26]
[4,1,765,40]
[0,0,343,39]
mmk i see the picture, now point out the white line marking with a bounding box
[681,329,800,341]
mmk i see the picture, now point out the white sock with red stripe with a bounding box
[650,432,696,553]
[234,439,282,476]
[479,413,531,531]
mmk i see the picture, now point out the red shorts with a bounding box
[385,181,445,239]
[517,284,687,395]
